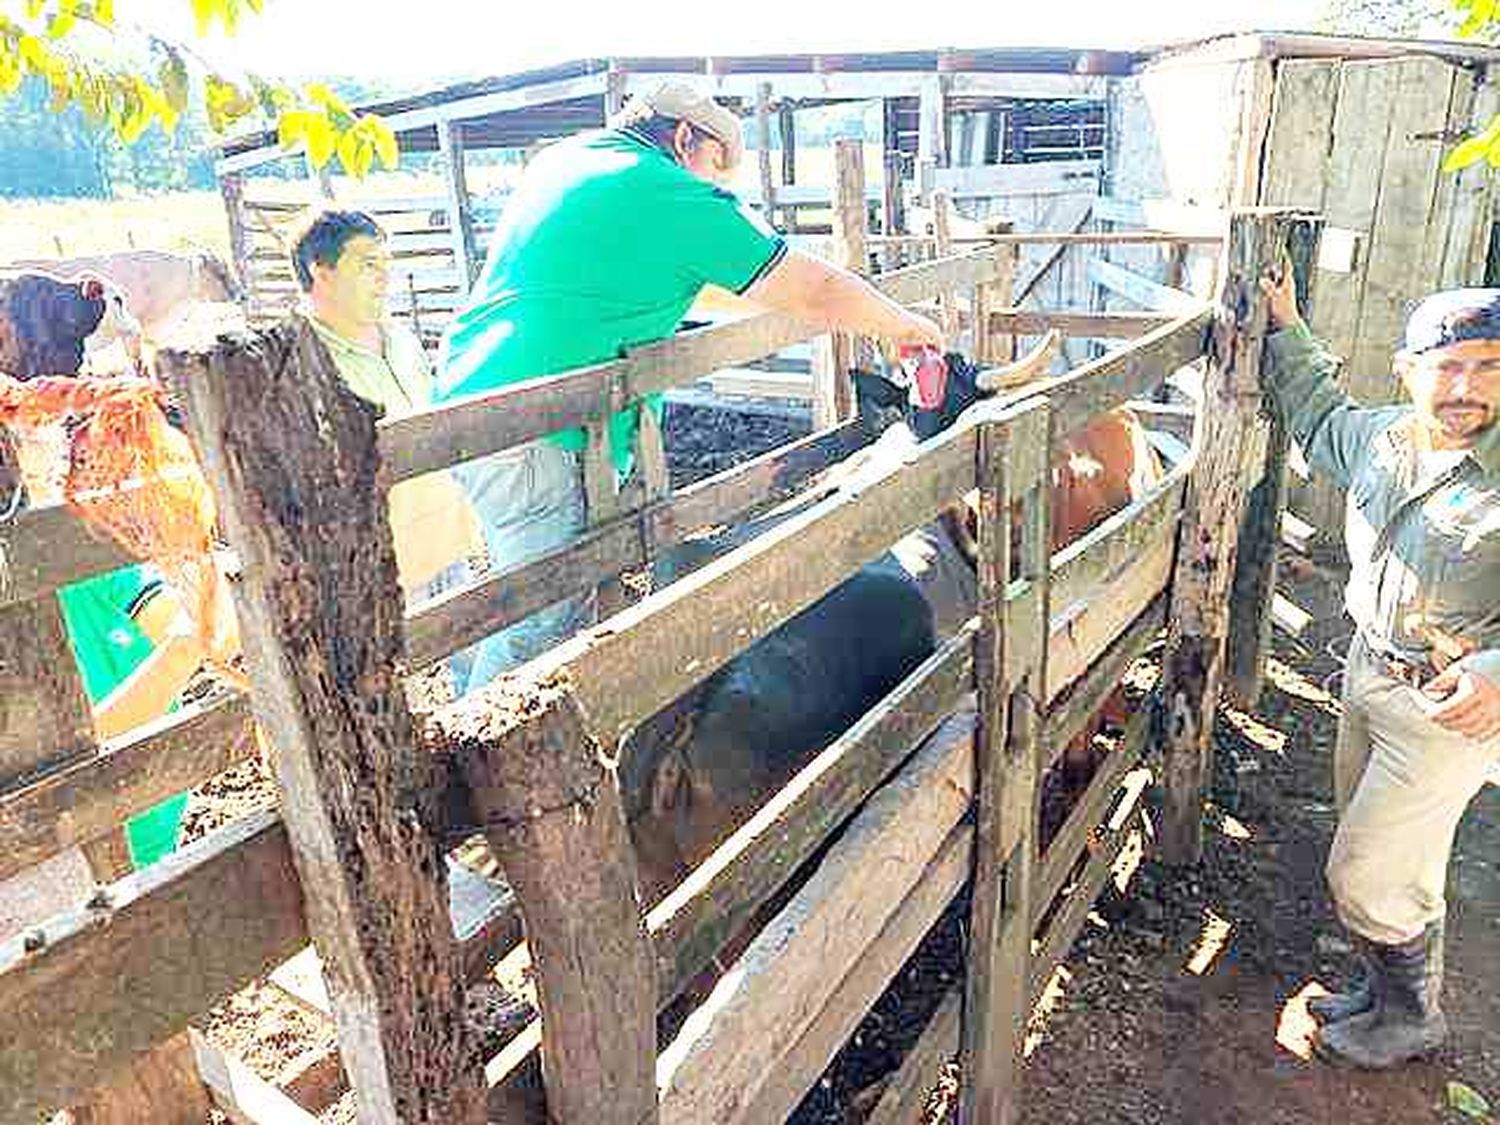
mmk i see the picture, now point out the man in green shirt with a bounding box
[1262,274,1500,1068]
[437,83,943,691]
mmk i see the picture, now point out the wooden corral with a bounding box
[1,192,1320,1123]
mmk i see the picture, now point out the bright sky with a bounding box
[144,0,1340,85]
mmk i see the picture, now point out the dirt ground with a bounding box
[793,556,1500,1124]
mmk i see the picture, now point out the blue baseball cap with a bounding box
[1404,288,1500,355]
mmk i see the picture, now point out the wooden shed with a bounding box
[215,31,1500,542]
[1104,31,1500,531]
[212,48,1127,360]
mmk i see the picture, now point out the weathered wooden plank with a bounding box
[656,709,975,1125]
[0,594,97,788]
[1280,58,1377,534]
[755,83,778,226]
[165,320,484,1123]
[990,308,1173,339]
[1049,468,1186,622]
[0,811,306,1121]
[1349,57,1457,400]
[864,985,962,1125]
[1087,257,1200,313]
[929,160,1100,199]
[527,419,977,744]
[1091,195,1227,237]
[190,1029,320,1125]
[648,626,974,1003]
[0,692,255,882]
[1042,593,1166,766]
[432,680,658,1125]
[1028,755,1149,1002]
[740,819,972,1124]
[1045,511,1175,706]
[1226,217,1323,708]
[815,139,868,427]
[269,859,521,1019]
[1438,71,1500,290]
[1034,709,1151,917]
[930,191,960,340]
[1159,210,1289,865]
[962,396,1050,1125]
[382,246,1001,484]
[404,420,865,668]
[1012,198,1091,309]
[999,306,1211,439]
[1260,59,1339,212]
[5,799,517,1117]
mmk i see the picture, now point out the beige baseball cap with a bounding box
[613,82,744,174]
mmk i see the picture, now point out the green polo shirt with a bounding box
[435,127,786,478]
[57,565,187,869]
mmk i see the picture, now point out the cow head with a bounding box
[853,330,1063,445]
[0,272,136,380]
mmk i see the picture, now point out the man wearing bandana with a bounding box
[1261,275,1500,1067]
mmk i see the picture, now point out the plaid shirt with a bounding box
[1266,324,1500,683]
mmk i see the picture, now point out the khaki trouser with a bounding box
[1327,636,1500,944]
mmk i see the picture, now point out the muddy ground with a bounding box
[183,401,1496,1122]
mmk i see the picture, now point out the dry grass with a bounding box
[0,190,234,263]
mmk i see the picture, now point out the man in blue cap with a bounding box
[1261,274,1500,1067]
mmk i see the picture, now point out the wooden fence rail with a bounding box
[1,211,1304,1124]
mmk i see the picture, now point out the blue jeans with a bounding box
[449,441,591,694]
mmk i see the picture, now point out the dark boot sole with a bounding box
[1311,1031,1447,1069]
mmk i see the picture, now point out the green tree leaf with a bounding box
[1444,133,1493,171]
[304,112,336,167]
[1447,1080,1492,1120]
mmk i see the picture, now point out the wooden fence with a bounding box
[0,209,1310,1123]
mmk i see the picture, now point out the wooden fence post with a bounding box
[427,678,658,1125]
[217,173,253,305]
[975,237,1017,365]
[439,121,480,291]
[931,191,960,343]
[1159,208,1302,864]
[165,320,486,1124]
[962,397,1051,1125]
[812,138,867,428]
[1225,214,1323,707]
[756,83,778,226]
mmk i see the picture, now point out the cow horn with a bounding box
[973,329,1062,392]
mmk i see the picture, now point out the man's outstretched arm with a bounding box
[744,249,944,350]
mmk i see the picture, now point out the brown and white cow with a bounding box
[4,249,243,355]
[0,271,139,381]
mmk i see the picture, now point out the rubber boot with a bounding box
[1315,920,1447,1068]
[1308,937,1377,1025]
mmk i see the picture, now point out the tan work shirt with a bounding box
[308,316,483,593]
